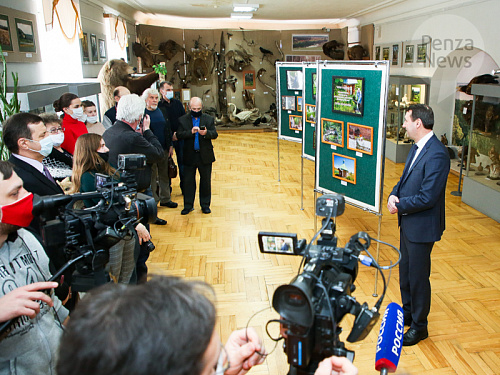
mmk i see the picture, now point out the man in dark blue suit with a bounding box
[388,104,450,346]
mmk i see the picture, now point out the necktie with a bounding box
[43,165,57,185]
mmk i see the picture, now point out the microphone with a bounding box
[375,302,404,374]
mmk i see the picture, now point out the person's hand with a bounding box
[172,132,178,141]
[199,128,208,136]
[387,194,399,214]
[0,281,58,321]
[192,126,200,134]
[169,146,174,157]
[142,114,151,131]
[224,328,266,375]
[314,356,358,375]
[135,223,151,244]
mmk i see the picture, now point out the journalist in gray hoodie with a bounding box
[0,161,68,375]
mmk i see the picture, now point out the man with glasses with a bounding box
[40,113,73,182]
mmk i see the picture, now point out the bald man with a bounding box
[176,97,218,215]
[102,86,131,129]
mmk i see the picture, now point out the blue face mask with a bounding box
[165,91,174,100]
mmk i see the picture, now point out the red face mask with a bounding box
[0,193,34,227]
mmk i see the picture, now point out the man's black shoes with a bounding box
[181,208,194,215]
[154,218,167,225]
[403,328,428,346]
[160,201,178,208]
[201,207,211,214]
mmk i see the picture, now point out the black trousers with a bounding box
[183,152,213,210]
[399,228,434,331]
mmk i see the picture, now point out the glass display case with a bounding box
[462,83,500,222]
[385,76,430,162]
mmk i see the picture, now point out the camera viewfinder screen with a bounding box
[261,235,294,254]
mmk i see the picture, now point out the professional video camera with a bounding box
[33,154,157,292]
[259,194,391,375]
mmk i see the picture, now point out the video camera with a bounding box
[33,154,157,292]
[258,194,383,375]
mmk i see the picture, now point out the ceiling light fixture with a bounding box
[230,12,253,19]
[233,4,259,12]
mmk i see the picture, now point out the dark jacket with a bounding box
[176,113,218,165]
[103,120,164,192]
[9,155,64,196]
[158,98,186,133]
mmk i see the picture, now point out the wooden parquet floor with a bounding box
[149,131,500,375]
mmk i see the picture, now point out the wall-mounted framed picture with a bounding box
[333,153,356,184]
[243,70,256,89]
[182,88,191,102]
[405,44,414,64]
[382,47,389,60]
[289,115,303,131]
[173,89,181,101]
[321,118,344,147]
[297,96,303,112]
[90,34,98,62]
[15,18,36,53]
[285,54,321,62]
[292,34,329,51]
[375,46,380,60]
[417,43,427,63]
[281,95,296,111]
[98,38,106,59]
[0,14,13,51]
[332,77,364,117]
[286,70,303,90]
[305,104,316,123]
[347,123,373,155]
[392,44,399,66]
[80,32,89,62]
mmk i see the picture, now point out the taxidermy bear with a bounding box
[98,59,159,110]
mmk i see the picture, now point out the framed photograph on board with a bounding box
[90,34,98,62]
[281,95,296,111]
[332,77,364,117]
[243,70,255,89]
[15,18,36,53]
[289,115,303,131]
[297,96,303,112]
[98,38,106,59]
[80,32,90,62]
[333,153,356,184]
[305,104,316,123]
[286,70,303,90]
[0,14,13,51]
[392,44,399,66]
[382,47,389,60]
[321,118,344,147]
[405,45,414,63]
[347,123,373,155]
[292,34,329,51]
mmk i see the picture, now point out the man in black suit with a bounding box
[176,97,218,215]
[388,104,450,346]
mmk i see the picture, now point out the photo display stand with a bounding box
[315,61,390,295]
[276,62,303,181]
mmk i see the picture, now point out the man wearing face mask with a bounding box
[177,97,218,215]
[0,160,69,375]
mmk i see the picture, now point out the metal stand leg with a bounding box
[313,190,318,234]
[372,215,383,297]
[277,137,281,182]
[301,157,304,210]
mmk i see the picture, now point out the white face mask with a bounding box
[86,115,98,124]
[49,133,65,147]
[70,107,86,122]
[28,137,54,157]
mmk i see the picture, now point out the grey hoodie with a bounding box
[0,228,69,375]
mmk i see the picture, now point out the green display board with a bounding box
[315,62,390,214]
[277,62,303,143]
[302,64,317,161]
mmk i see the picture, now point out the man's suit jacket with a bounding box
[390,134,450,243]
[176,113,218,165]
[9,155,64,196]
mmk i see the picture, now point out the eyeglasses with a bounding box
[47,127,65,134]
[214,344,230,375]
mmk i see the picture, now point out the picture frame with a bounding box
[375,46,380,60]
[405,44,414,64]
[321,118,344,148]
[281,95,296,111]
[292,34,329,51]
[417,43,427,63]
[382,47,389,60]
[0,14,13,51]
[181,88,191,102]
[286,70,303,90]
[15,18,35,53]
[305,104,316,123]
[80,32,90,63]
[173,89,181,101]
[332,76,364,117]
[312,72,317,101]
[392,44,399,66]
[98,38,107,60]
[289,115,303,131]
[333,153,356,184]
[285,54,321,62]
[297,96,303,112]
[243,70,256,89]
[90,34,98,62]
[347,123,373,155]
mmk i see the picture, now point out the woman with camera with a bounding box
[70,133,151,284]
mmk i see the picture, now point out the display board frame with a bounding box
[315,61,390,214]
[276,62,304,143]
[301,63,318,161]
